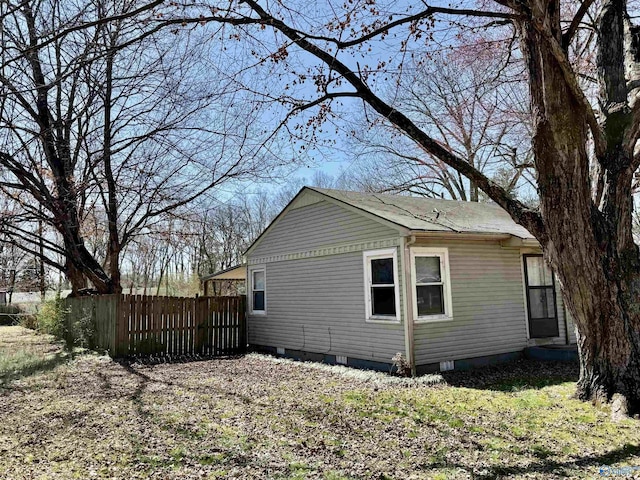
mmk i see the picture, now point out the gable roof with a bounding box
[308,188,535,239]
[245,186,536,256]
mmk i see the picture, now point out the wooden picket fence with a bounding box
[63,294,247,357]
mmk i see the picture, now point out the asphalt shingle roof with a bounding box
[309,187,535,239]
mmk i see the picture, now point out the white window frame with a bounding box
[249,265,266,315]
[363,248,401,323]
[410,247,453,323]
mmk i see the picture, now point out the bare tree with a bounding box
[0,0,265,295]
[0,196,51,300]
[347,51,536,201]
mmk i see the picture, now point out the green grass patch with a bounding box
[0,326,70,385]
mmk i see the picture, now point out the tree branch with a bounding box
[286,6,521,49]
[8,0,165,61]
[562,0,597,49]
[0,237,65,272]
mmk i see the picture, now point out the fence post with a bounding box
[113,295,120,357]
[114,294,127,357]
[239,295,247,353]
[63,297,72,347]
[194,297,202,354]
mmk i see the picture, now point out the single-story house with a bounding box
[245,187,576,374]
[201,264,246,297]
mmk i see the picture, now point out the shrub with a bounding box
[68,305,95,349]
[32,293,98,350]
[37,293,68,341]
[391,352,412,377]
[18,313,38,330]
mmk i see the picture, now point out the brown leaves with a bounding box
[269,45,289,63]
[2,329,639,479]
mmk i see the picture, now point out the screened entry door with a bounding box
[523,254,559,338]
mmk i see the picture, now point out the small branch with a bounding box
[290,92,358,114]
[0,238,65,272]
[291,6,521,49]
[562,0,597,50]
[14,0,165,58]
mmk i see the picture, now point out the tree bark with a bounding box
[102,46,122,295]
[469,180,479,202]
[21,3,117,297]
[64,258,87,295]
[517,0,640,415]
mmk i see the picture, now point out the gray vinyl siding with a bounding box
[248,251,405,363]
[250,200,399,258]
[248,198,405,364]
[413,241,529,365]
[248,195,574,369]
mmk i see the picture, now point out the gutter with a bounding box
[411,231,512,241]
[401,234,417,376]
[499,237,541,249]
[410,231,541,249]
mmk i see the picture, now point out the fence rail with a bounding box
[64,294,246,357]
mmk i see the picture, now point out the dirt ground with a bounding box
[1,326,639,479]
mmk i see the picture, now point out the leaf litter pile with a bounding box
[1,326,639,479]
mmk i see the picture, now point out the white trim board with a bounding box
[363,247,402,324]
[409,246,454,323]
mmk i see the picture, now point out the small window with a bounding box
[363,248,400,322]
[250,267,266,314]
[411,248,453,322]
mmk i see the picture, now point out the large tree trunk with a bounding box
[21,3,118,297]
[555,228,640,416]
[65,259,87,295]
[518,0,640,416]
[102,48,123,296]
[576,310,640,417]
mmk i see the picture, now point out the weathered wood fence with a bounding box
[63,294,247,357]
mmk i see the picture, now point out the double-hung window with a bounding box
[363,248,400,322]
[250,267,266,314]
[411,247,453,321]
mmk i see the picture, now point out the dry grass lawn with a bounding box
[1,326,639,479]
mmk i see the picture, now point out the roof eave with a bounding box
[200,264,246,281]
[408,231,540,246]
[500,237,541,248]
[409,231,511,240]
